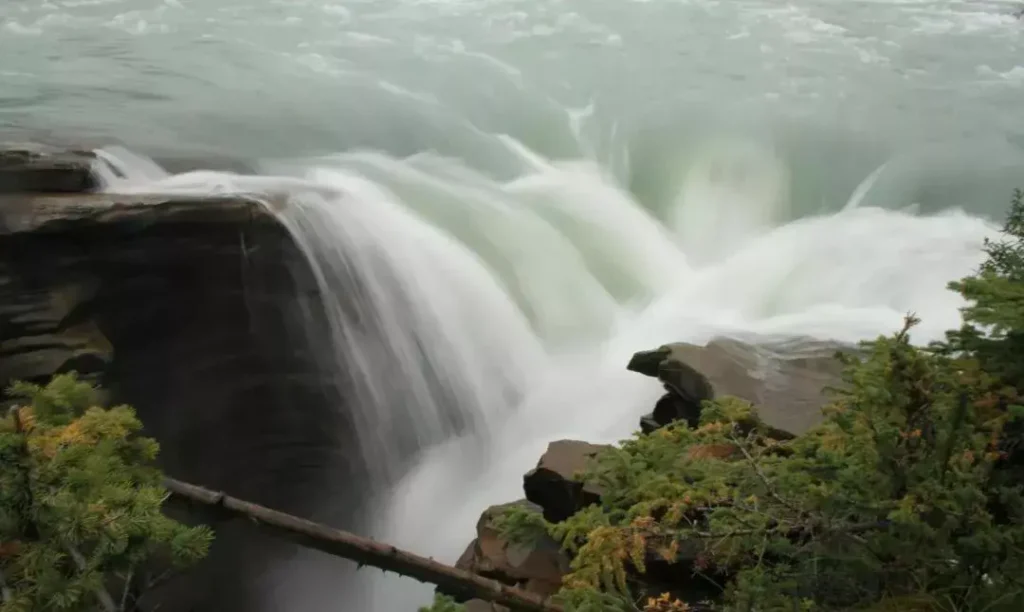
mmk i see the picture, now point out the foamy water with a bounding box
[97,139,997,610]
[7,0,1024,609]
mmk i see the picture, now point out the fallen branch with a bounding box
[162,477,564,612]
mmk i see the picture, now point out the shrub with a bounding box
[0,374,212,612]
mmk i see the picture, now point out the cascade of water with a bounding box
[96,137,997,611]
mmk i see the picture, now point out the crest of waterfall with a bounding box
[95,149,547,485]
[95,135,999,611]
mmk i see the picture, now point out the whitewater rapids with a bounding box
[7,0,1021,608]
[96,135,998,610]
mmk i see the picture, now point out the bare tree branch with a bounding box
[119,569,134,612]
[162,477,564,612]
[66,544,117,612]
[1,567,13,604]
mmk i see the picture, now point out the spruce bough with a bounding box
[0,374,212,612]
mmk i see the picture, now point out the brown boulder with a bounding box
[451,500,568,605]
[629,338,847,436]
[629,344,715,433]
[523,440,608,522]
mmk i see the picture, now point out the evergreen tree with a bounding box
[0,374,212,612]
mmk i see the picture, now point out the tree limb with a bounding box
[162,477,564,612]
[119,569,134,612]
[66,544,117,612]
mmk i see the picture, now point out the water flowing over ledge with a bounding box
[88,138,998,610]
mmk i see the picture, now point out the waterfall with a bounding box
[95,135,997,610]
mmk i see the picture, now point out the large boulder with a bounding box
[454,500,569,603]
[630,346,714,432]
[629,337,847,436]
[523,440,609,522]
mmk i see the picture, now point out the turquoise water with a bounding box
[2,0,1023,214]
[5,1,1024,610]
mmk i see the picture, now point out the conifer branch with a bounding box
[730,431,803,517]
[162,478,565,612]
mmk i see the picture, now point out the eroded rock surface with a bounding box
[523,439,609,522]
[0,146,99,194]
[628,337,847,435]
[0,147,358,612]
[454,500,569,603]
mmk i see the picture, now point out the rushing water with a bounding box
[4,0,1024,610]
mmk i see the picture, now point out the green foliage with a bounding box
[418,593,465,612]
[490,503,550,548]
[0,374,213,612]
[942,189,1024,384]
[522,194,1024,612]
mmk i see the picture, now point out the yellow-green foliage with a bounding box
[492,195,1024,612]
[417,593,465,612]
[552,327,1024,611]
[0,374,212,612]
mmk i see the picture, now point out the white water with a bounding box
[4,0,1021,608]
[95,136,997,610]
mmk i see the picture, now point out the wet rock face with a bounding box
[0,146,99,194]
[0,149,361,612]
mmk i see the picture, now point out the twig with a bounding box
[1,566,13,603]
[162,477,564,612]
[66,545,117,612]
[9,407,22,434]
[730,431,803,516]
[678,520,887,541]
[139,568,175,596]
[7,407,39,543]
[119,569,134,612]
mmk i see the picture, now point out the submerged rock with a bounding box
[523,439,609,523]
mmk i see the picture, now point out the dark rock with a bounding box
[0,146,99,194]
[0,323,112,384]
[626,346,667,378]
[452,500,569,604]
[0,185,359,612]
[639,412,660,435]
[628,344,716,433]
[651,389,705,430]
[628,344,716,407]
[523,440,608,522]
